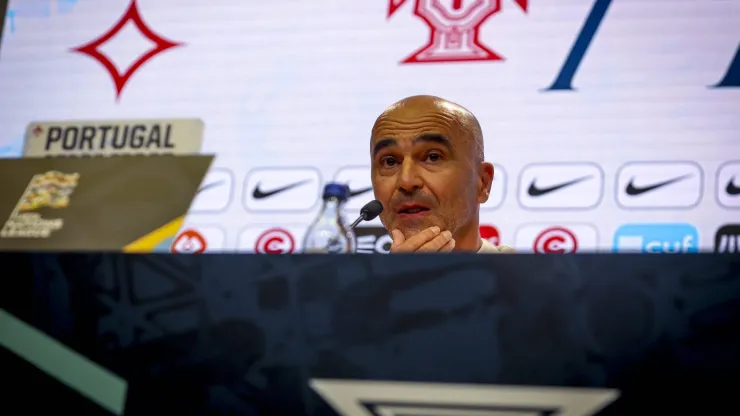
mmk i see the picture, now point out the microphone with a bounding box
[348,200,384,230]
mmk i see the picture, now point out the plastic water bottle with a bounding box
[303,183,356,253]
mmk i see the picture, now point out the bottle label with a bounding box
[326,239,344,253]
[304,248,329,253]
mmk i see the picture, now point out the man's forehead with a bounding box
[369,96,483,160]
[374,108,459,135]
[373,113,470,146]
[380,99,463,119]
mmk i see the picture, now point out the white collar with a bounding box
[478,238,515,253]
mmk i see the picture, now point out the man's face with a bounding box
[370,104,484,238]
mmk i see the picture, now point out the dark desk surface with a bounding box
[1,253,739,415]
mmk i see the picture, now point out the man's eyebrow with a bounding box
[372,138,397,156]
[372,134,452,156]
[415,134,452,150]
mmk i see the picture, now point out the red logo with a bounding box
[255,228,296,254]
[171,229,207,254]
[70,0,183,101]
[479,225,500,246]
[387,0,529,63]
[533,227,578,254]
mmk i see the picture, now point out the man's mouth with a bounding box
[398,204,431,216]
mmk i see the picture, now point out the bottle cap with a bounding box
[323,183,350,201]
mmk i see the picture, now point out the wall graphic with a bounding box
[1,0,738,253]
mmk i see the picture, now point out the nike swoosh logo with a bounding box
[528,175,592,197]
[349,186,372,198]
[626,174,691,196]
[197,180,225,195]
[252,179,310,199]
[726,177,740,195]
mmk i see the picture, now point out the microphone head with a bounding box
[360,200,383,221]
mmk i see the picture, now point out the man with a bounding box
[370,95,515,253]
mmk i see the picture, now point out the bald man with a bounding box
[370,95,515,253]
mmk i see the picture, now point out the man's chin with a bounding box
[388,214,442,238]
[398,222,439,240]
[399,227,423,240]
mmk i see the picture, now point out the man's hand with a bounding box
[390,226,455,253]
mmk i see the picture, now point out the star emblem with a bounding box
[70,0,183,101]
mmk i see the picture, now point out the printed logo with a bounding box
[161,226,225,253]
[625,175,691,196]
[515,224,597,253]
[198,180,224,194]
[727,178,740,195]
[171,229,207,254]
[479,225,500,246]
[253,179,311,199]
[190,169,234,213]
[349,186,373,198]
[616,162,703,209]
[254,228,296,254]
[311,379,619,416]
[716,161,740,208]
[5,0,79,34]
[23,119,204,157]
[355,226,392,254]
[244,167,321,212]
[545,0,738,91]
[518,163,604,209]
[1,171,79,239]
[333,166,375,213]
[238,225,307,253]
[481,164,506,210]
[714,224,740,253]
[613,223,699,253]
[533,227,578,254]
[528,176,591,197]
[70,0,183,101]
[386,0,529,64]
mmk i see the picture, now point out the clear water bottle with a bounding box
[303,183,356,253]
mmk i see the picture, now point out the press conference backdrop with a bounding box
[0,0,738,254]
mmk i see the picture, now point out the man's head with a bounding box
[370,95,494,248]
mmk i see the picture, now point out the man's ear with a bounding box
[478,162,494,203]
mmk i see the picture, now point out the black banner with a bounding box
[1,253,739,415]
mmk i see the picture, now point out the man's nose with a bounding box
[397,160,423,193]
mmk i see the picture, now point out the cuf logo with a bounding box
[387,0,529,63]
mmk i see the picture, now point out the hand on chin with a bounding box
[397,220,439,239]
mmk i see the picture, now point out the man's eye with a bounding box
[426,152,442,162]
[381,156,397,167]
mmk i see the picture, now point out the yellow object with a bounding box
[123,216,184,252]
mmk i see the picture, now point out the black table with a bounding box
[1,253,738,415]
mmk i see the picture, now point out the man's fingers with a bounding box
[439,238,455,252]
[417,230,454,252]
[391,229,405,245]
[401,226,442,251]
[390,229,408,253]
[390,226,441,253]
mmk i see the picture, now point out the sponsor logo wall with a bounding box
[613,223,699,254]
[1,0,738,253]
[714,224,740,254]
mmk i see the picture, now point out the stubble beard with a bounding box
[382,200,475,240]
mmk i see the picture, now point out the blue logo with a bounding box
[5,0,79,34]
[0,136,24,158]
[613,223,699,253]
